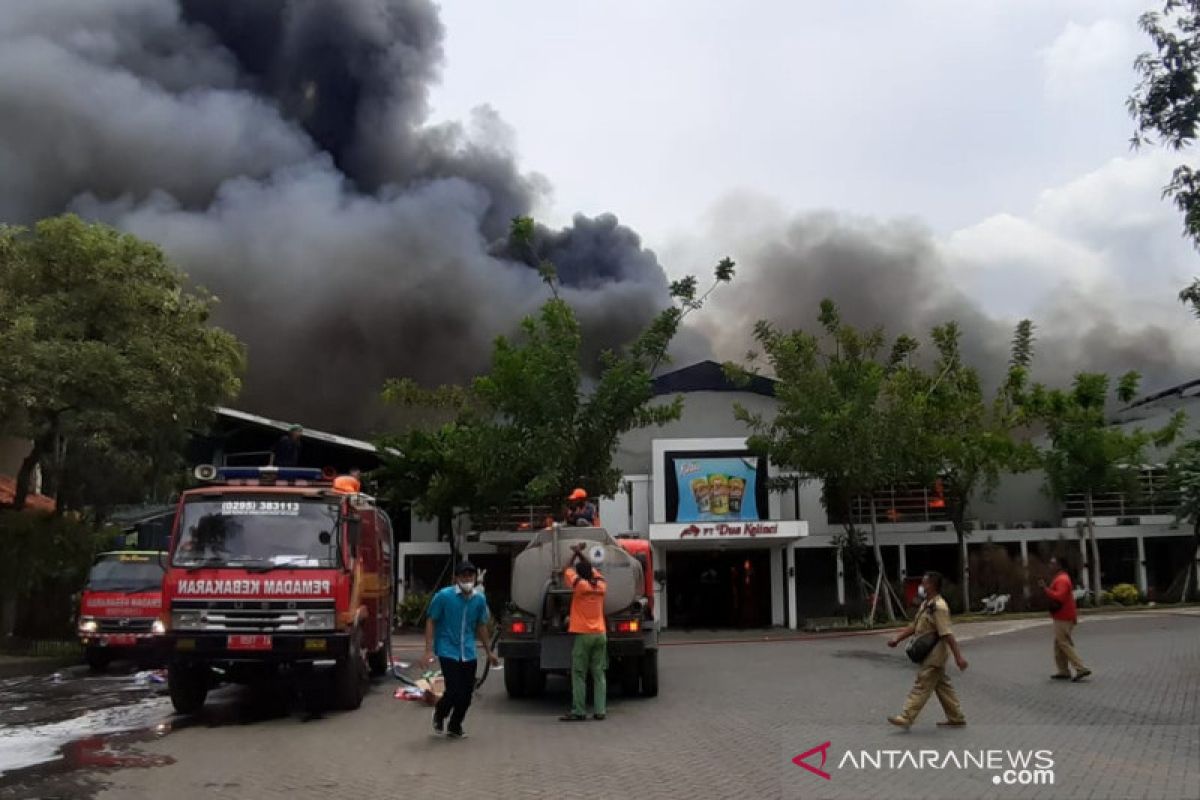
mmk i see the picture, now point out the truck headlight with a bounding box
[171,611,203,630]
[301,611,335,631]
[78,618,98,634]
[151,618,166,635]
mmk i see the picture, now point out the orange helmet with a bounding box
[333,475,361,493]
[568,488,587,501]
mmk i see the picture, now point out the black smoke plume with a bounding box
[0,0,680,431]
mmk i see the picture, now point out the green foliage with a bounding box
[1023,372,1183,505]
[1100,589,1116,606]
[732,299,919,508]
[397,591,432,628]
[1129,2,1200,308]
[0,215,244,515]
[1110,583,1142,606]
[1168,438,1200,529]
[378,219,734,524]
[1020,370,1184,593]
[0,510,110,598]
[914,319,1039,534]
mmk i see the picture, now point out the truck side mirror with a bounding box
[346,517,361,561]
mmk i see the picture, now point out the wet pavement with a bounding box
[0,650,432,800]
[0,663,175,799]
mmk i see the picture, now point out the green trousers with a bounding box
[571,633,607,716]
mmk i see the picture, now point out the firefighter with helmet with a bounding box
[566,488,598,527]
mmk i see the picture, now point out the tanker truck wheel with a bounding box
[620,658,641,697]
[333,628,369,711]
[504,657,528,698]
[167,661,209,714]
[640,650,659,698]
[522,660,545,697]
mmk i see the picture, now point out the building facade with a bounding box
[397,362,1200,630]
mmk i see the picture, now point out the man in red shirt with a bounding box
[560,543,608,721]
[1040,557,1092,682]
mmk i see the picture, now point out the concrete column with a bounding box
[1019,539,1030,602]
[1136,536,1148,595]
[786,544,798,630]
[898,543,908,580]
[770,545,785,627]
[835,547,846,607]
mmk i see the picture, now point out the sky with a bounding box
[429,0,1195,321]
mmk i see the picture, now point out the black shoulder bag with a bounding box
[905,604,941,664]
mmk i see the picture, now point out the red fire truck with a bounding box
[78,550,167,671]
[161,466,394,714]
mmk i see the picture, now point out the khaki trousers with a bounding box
[900,665,965,724]
[1053,619,1087,674]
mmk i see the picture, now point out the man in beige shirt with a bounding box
[886,571,968,729]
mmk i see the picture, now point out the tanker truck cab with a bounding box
[162,466,394,715]
[78,550,168,671]
[498,526,659,699]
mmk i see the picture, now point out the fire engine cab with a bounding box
[161,466,394,714]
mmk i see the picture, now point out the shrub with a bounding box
[1100,590,1115,606]
[1110,583,1141,606]
[397,591,432,628]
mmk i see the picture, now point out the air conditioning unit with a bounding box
[1116,516,1142,527]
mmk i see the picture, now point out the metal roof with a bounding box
[214,406,388,455]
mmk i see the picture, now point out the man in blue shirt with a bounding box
[423,561,496,738]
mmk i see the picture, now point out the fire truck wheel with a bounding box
[333,628,369,710]
[504,657,528,698]
[84,648,111,673]
[167,662,209,714]
[367,626,391,677]
[640,650,659,698]
[522,659,545,697]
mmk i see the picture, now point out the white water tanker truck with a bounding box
[496,525,659,698]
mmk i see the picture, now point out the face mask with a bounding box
[457,581,475,594]
[917,585,927,600]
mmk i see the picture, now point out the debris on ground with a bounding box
[130,671,166,686]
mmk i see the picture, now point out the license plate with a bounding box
[228,635,273,651]
[103,634,137,646]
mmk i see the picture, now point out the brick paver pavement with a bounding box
[75,610,1200,800]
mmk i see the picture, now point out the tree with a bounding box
[1129,1,1200,306]
[1166,439,1200,600]
[732,300,922,623]
[908,320,1039,612]
[376,216,734,544]
[0,215,244,514]
[1023,372,1184,595]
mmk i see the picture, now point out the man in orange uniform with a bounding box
[1040,557,1092,682]
[560,542,608,721]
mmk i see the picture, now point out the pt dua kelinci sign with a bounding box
[679,523,778,538]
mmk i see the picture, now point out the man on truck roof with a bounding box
[565,488,598,527]
[424,561,497,739]
[560,543,608,722]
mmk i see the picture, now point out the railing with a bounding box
[839,484,952,526]
[1062,469,1179,519]
[469,505,557,532]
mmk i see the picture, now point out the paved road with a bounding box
[5,611,1198,800]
